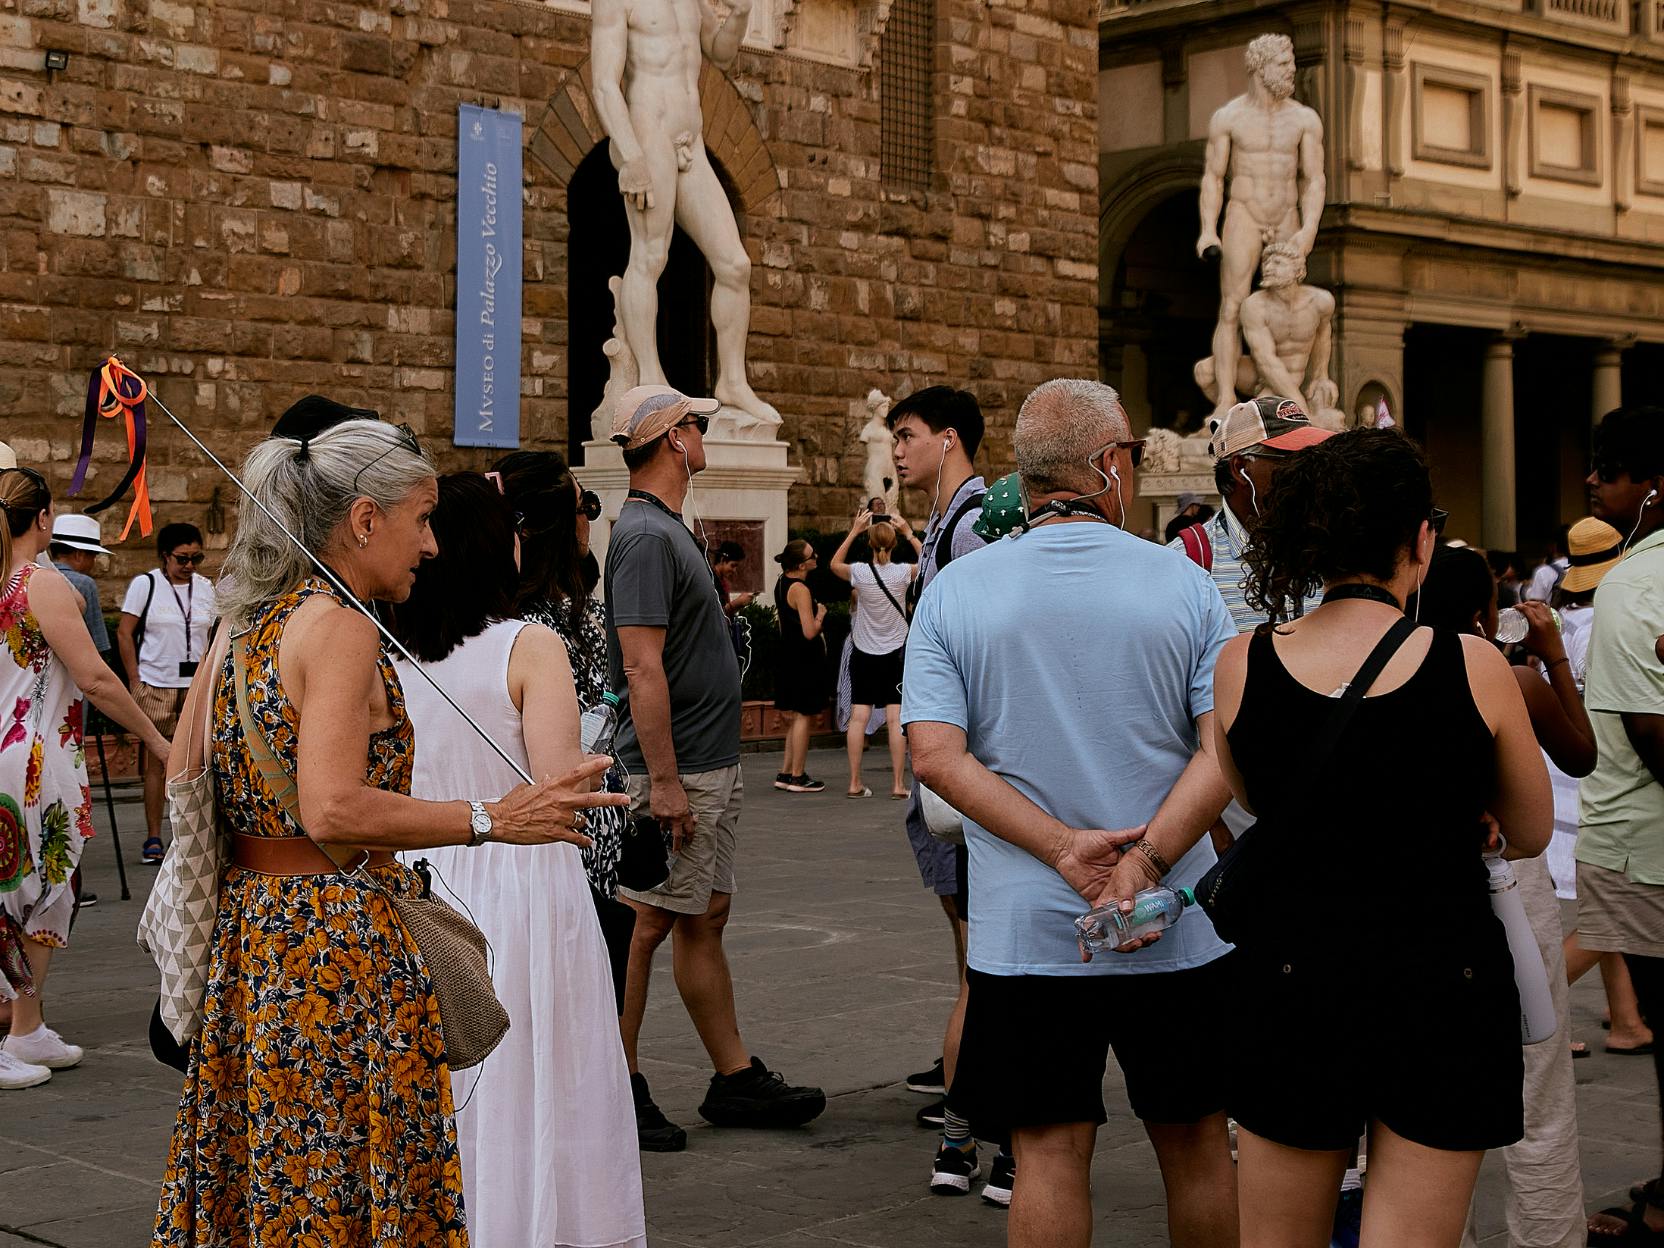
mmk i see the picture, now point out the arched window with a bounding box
[880,0,934,190]
[566,142,716,463]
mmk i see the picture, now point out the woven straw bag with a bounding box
[137,626,230,1045]
[230,636,509,1070]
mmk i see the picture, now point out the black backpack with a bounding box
[905,490,986,619]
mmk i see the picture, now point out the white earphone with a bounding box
[1108,461,1126,530]
[1240,466,1261,517]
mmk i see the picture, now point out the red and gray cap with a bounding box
[1208,395,1334,460]
[611,385,721,452]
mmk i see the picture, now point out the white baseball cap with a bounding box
[50,513,111,556]
[0,440,15,470]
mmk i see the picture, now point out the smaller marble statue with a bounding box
[1193,243,1346,432]
[859,389,897,515]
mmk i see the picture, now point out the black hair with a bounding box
[1486,550,1518,580]
[1414,544,1494,636]
[156,521,203,558]
[886,385,985,459]
[387,473,518,663]
[1592,405,1664,483]
[715,541,744,564]
[47,543,80,560]
[1214,458,1235,497]
[492,450,587,632]
[1242,428,1433,625]
[1164,505,1214,544]
[622,439,663,472]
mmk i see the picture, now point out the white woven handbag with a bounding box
[137,626,228,1046]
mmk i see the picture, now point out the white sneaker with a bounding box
[0,1048,52,1089]
[5,1025,84,1069]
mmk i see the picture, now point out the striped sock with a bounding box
[942,1107,973,1149]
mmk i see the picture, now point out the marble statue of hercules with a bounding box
[1196,33,1326,420]
[591,0,781,428]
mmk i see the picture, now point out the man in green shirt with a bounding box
[1578,405,1664,1243]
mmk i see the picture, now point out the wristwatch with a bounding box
[467,801,493,847]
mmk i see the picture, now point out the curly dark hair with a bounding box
[1242,428,1433,625]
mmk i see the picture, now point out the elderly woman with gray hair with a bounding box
[151,417,624,1248]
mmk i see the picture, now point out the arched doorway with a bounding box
[567,142,718,464]
[1103,188,1217,437]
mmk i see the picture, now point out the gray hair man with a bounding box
[903,377,1240,1248]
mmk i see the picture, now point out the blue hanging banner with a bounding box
[454,104,522,449]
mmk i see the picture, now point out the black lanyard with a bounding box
[1321,582,1402,610]
[166,573,194,660]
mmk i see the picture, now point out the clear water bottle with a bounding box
[1494,605,1561,646]
[1075,886,1195,953]
[579,691,622,757]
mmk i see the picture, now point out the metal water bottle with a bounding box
[1485,849,1558,1045]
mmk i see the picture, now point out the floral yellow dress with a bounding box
[152,581,468,1248]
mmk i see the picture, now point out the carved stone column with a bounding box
[1482,334,1520,550]
[1615,76,1635,214]
[1345,16,1367,171]
[1383,18,1407,178]
[1592,340,1628,430]
[1503,51,1524,197]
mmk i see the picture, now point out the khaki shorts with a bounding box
[1576,860,1664,958]
[618,765,742,916]
[136,682,188,740]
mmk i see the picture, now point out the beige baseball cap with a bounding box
[1208,395,1334,460]
[611,385,720,452]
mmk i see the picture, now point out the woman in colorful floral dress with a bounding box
[151,421,623,1247]
[0,467,171,1090]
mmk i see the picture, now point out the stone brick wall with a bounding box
[0,0,1096,590]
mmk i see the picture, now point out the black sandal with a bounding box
[1589,1194,1664,1244]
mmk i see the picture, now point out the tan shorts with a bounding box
[618,765,742,916]
[1576,860,1664,959]
[136,682,188,740]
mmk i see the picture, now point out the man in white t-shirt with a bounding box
[117,522,214,864]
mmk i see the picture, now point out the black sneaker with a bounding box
[915,1098,946,1129]
[981,1149,1015,1207]
[698,1057,826,1127]
[774,771,794,790]
[631,1072,687,1152]
[929,1141,980,1194]
[783,774,826,793]
[906,1057,945,1095]
[77,891,98,908]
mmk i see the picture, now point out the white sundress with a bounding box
[394,618,647,1248]
[0,563,92,998]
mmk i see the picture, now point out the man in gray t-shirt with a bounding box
[605,384,824,1152]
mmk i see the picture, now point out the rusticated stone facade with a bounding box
[0,0,1097,586]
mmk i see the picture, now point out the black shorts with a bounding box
[954,955,1235,1134]
[849,645,904,708]
[1228,949,1524,1152]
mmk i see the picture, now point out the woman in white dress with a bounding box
[388,472,646,1248]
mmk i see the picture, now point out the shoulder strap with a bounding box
[870,561,908,622]
[1179,523,1213,572]
[1316,616,1418,751]
[133,571,158,657]
[229,634,355,873]
[935,491,987,570]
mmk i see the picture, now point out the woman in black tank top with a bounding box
[1210,430,1552,1248]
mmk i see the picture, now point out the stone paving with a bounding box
[1,746,1655,1247]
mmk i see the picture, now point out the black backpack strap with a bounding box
[132,570,157,662]
[935,490,987,571]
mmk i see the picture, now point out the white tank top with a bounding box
[395,619,532,803]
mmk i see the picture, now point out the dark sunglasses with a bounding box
[1590,457,1626,484]
[168,551,206,566]
[1429,507,1448,539]
[350,423,422,494]
[676,415,710,436]
[1099,439,1145,469]
[579,490,602,521]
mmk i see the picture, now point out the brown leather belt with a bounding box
[231,833,394,876]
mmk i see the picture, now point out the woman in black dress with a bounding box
[1204,430,1552,1247]
[772,539,827,793]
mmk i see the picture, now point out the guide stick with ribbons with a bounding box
[101,359,537,786]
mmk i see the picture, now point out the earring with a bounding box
[357,533,368,549]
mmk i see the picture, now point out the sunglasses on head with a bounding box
[350,423,422,494]
[1430,507,1449,539]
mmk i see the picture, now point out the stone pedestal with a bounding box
[577,434,802,598]
[1137,431,1219,533]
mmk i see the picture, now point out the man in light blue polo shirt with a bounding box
[904,378,1238,1248]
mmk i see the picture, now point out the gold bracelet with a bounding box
[1130,838,1170,879]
